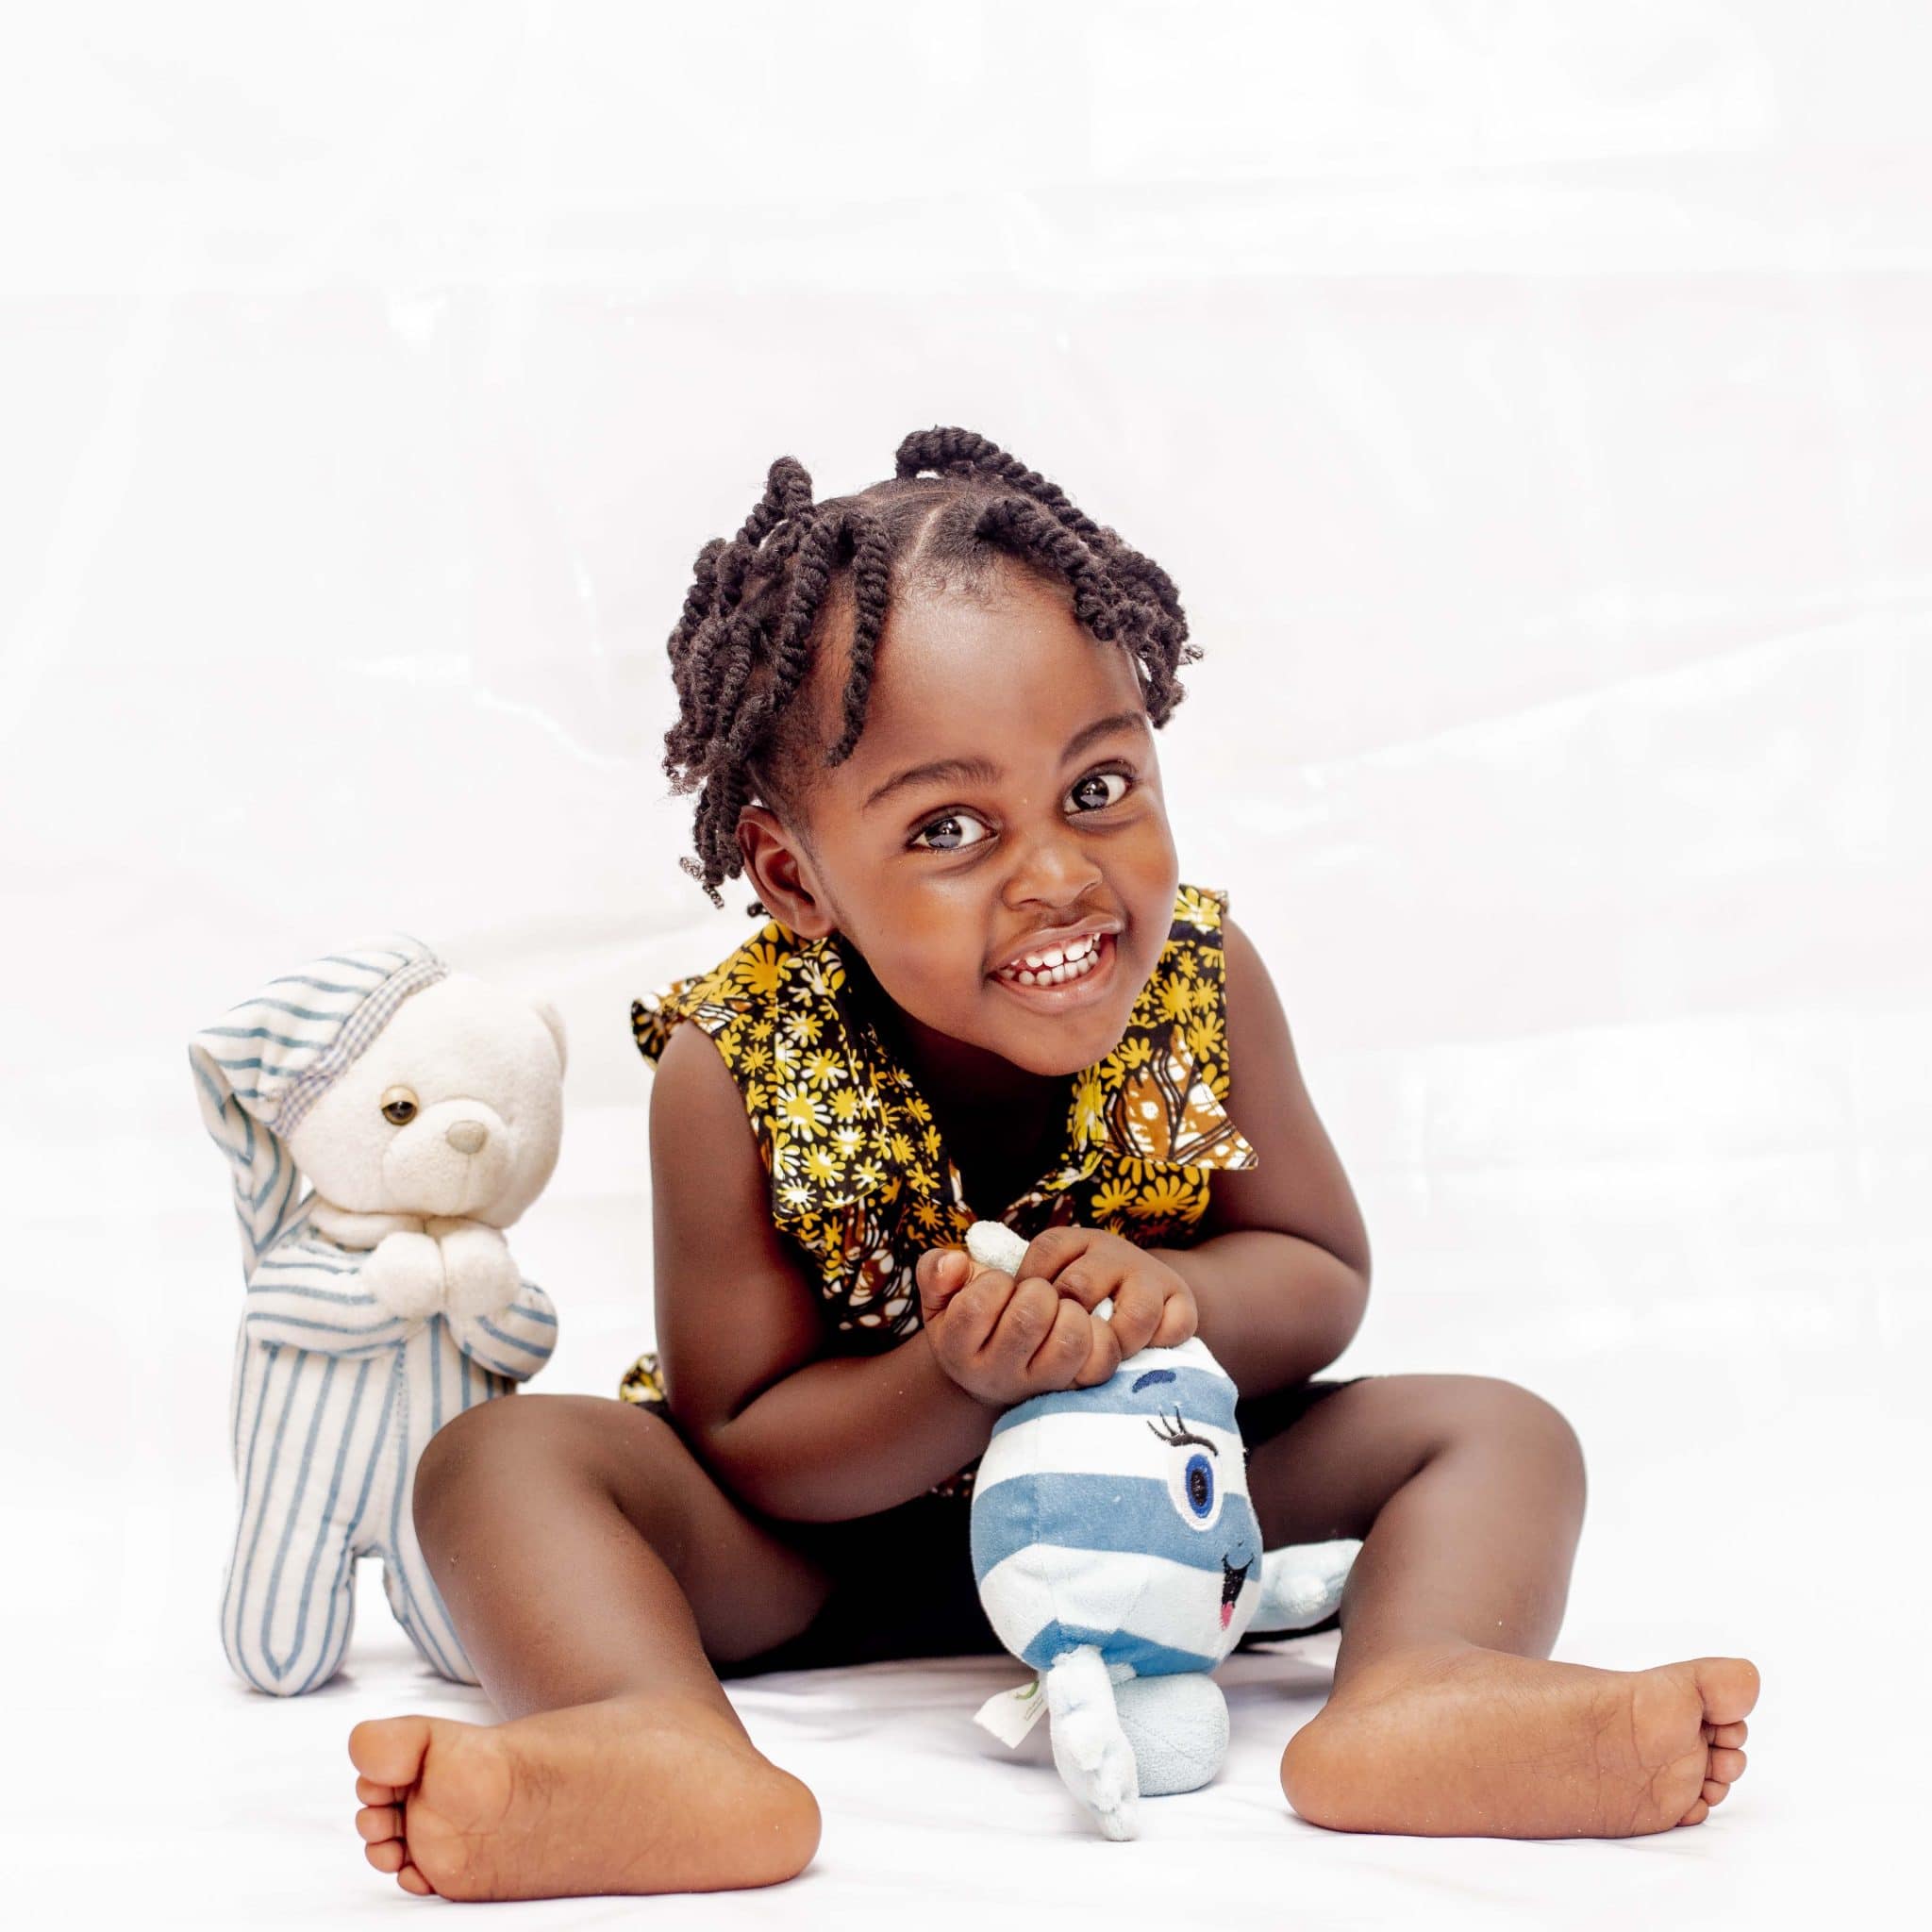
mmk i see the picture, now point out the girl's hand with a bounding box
[915,1245,1105,1407]
[1010,1225,1198,1365]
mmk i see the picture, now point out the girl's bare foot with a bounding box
[1281,1645,1758,1839]
[348,1694,820,1901]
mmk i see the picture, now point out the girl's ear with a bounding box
[738,806,834,938]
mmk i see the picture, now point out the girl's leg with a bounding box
[348,1394,829,1902]
[1246,1374,1758,1839]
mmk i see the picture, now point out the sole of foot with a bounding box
[348,1694,821,1901]
[1280,1645,1759,1839]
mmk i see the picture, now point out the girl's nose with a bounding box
[1004,819,1103,909]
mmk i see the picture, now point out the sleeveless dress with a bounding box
[621,882,1257,1427]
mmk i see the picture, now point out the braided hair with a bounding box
[662,427,1198,909]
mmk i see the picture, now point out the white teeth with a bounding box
[1016,934,1095,971]
[999,932,1108,988]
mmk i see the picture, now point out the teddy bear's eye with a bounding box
[380,1087,419,1125]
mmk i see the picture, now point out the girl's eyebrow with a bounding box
[860,709,1148,814]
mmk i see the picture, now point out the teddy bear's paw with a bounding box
[361,1231,447,1322]
[436,1225,522,1320]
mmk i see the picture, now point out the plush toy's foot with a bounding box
[1113,1674,1228,1795]
[1280,1645,1758,1839]
[349,1694,819,1900]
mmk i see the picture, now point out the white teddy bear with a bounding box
[191,936,564,1696]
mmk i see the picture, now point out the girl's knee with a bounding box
[1366,1374,1583,1490]
[1449,1375,1585,1495]
[413,1394,689,1547]
[415,1393,604,1538]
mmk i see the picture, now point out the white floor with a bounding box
[11,1286,1921,1930]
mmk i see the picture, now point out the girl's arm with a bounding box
[649,1020,994,1523]
[1150,916,1372,1395]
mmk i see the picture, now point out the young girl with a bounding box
[346,428,1757,1902]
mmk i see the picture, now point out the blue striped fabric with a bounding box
[217,1216,558,1693]
[971,1470,1258,1586]
[196,939,558,1696]
[972,1334,1265,1689]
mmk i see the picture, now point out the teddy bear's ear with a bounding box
[531,998,568,1077]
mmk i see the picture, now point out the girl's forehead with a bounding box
[838,579,1147,759]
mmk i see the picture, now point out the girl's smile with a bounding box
[990,925,1118,1001]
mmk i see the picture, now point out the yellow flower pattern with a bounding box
[617,883,1257,1415]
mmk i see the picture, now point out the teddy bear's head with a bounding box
[285,975,566,1227]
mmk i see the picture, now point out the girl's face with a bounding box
[742,568,1181,1082]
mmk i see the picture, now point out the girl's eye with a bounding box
[380,1087,419,1125]
[910,811,990,852]
[1069,771,1129,814]
[908,769,1128,854]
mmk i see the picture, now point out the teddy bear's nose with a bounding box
[446,1120,489,1156]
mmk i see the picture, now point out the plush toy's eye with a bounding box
[380,1087,419,1125]
[1151,1408,1224,1531]
[1184,1454,1214,1517]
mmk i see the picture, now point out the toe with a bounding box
[350,1715,435,1790]
[366,1839,408,1874]
[1705,1720,1747,1751]
[1692,1657,1760,1728]
[1702,1778,1729,1807]
[398,1863,433,1897]
[356,1775,400,1807]
[1676,1797,1710,1827]
[1707,1745,1746,1784]
[357,1805,403,1844]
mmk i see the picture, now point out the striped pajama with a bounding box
[221,1217,558,1695]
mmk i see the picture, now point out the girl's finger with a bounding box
[1028,1295,1096,1387]
[1104,1276,1165,1357]
[1048,1263,1116,1312]
[915,1246,970,1317]
[982,1276,1058,1374]
[1017,1225,1091,1283]
[1071,1309,1124,1387]
[1150,1291,1198,1348]
[946,1265,1017,1354]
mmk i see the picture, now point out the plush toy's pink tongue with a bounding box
[1218,1556,1250,1630]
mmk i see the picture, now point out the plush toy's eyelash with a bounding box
[1146,1407,1218,1456]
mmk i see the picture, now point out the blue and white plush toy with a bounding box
[191,937,565,1696]
[965,1221,1358,1840]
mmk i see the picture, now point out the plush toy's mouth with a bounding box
[1219,1556,1251,1629]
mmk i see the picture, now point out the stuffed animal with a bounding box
[190,936,565,1696]
[964,1221,1358,1840]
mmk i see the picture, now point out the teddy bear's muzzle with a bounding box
[380,1099,520,1219]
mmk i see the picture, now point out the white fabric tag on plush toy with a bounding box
[974,1676,1050,1748]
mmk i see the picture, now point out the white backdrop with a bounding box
[3,5,1925,1924]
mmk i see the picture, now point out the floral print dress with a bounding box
[620,883,1257,1483]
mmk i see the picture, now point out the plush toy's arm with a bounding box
[1248,1540,1361,1634]
[243,1251,417,1359]
[444,1280,558,1383]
